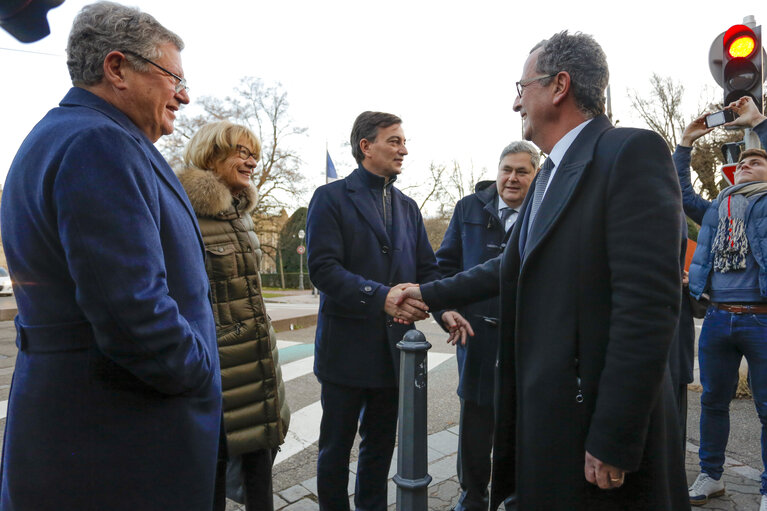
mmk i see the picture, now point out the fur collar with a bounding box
[177,166,258,218]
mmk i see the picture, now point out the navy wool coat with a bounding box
[0,88,222,511]
[435,182,508,406]
[306,167,441,388]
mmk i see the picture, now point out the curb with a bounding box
[271,314,318,333]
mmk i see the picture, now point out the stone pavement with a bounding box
[222,431,764,511]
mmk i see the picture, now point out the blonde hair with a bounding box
[183,121,261,170]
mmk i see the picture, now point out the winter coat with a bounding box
[306,167,442,388]
[676,119,767,299]
[435,181,509,406]
[178,166,290,456]
[0,87,221,511]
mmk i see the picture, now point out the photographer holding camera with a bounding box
[676,96,767,508]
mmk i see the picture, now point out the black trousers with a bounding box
[213,448,278,511]
[316,381,398,511]
[454,398,494,511]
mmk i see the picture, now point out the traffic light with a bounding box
[722,24,764,112]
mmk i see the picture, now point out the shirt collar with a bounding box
[497,194,516,214]
[546,118,593,169]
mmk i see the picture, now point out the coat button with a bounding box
[217,247,224,252]
[381,246,389,254]
[364,285,372,292]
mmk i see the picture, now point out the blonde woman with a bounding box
[179,121,290,511]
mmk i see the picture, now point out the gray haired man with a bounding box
[0,3,220,510]
[434,141,539,510]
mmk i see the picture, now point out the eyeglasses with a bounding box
[515,74,556,97]
[236,145,258,161]
[122,50,189,94]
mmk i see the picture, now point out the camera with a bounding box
[705,109,736,128]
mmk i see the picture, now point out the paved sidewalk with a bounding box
[223,429,764,511]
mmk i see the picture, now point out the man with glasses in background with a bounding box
[0,3,221,510]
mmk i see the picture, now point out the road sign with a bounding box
[720,162,738,185]
[297,245,306,255]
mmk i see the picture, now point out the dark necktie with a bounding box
[527,157,554,232]
[499,207,515,232]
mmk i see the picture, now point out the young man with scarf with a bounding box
[675,95,767,509]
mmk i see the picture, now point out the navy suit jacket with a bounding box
[0,88,221,511]
[306,167,441,388]
[435,181,508,406]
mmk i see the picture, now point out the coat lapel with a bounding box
[522,115,612,264]
[346,170,391,248]
[387,188,410,280]
[61,88,205,253]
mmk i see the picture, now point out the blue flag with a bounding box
[326,151,338,181]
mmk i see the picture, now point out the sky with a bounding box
[1,0,765,211]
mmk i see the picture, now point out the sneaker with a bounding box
[761,494,767,511]
[688,473,725,506]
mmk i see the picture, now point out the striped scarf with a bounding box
[712,182,767,272]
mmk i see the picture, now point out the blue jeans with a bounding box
[698,306,767,494]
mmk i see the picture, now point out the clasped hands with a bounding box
[384,284,474,345]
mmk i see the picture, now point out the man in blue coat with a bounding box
[435,141,538,511]
[0,3,221,510]
[676,96,767,509]
[306,111,468,511]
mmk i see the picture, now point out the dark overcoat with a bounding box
[421,115,690,510]
[306,168,441,388]
[0,88,222,511]
[435,182,508,406]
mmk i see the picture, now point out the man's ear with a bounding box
[359,139,371,159]
[551,71,571,106]
[102,51,130,90]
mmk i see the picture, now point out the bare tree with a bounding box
[627,75,744,201]
[628,74,686,152]
[407,160,484,216]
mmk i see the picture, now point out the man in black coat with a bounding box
[398,31,690,510]
[435,141,539,511]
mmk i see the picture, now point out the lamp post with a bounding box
[297,229,305,290]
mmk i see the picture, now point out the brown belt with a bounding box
[714,303,767,314]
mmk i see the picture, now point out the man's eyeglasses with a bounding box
[122,50,189,94]
[236,145,258,161]
[515,74,556,97]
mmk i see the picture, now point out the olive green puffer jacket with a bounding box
[178,166,290,456]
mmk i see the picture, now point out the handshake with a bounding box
[384,283,474,345]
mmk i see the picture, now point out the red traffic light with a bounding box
[724,24,758,59]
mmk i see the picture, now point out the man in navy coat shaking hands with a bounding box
[0,3,221,511]
[306,111,471,511]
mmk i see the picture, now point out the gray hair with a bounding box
[66,1,184,87]
[499,140,540,169]
[531,31,609,118]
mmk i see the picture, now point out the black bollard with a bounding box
[394,329,432,511]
